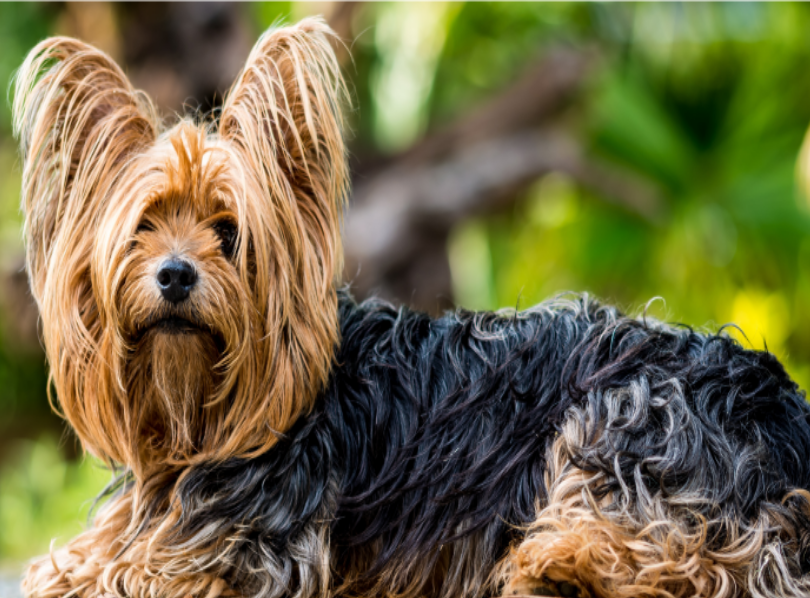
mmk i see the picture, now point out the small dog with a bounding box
[13,18,810,598]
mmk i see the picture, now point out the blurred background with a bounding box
[3,1,810,585]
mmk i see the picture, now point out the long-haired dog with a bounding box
[12,18,810,598]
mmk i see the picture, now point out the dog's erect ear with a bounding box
[13,38,157,304]
[220,17,348,300]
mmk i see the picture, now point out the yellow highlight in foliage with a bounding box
[797,125,810,206]
[526,173,579,229]
[728,289,789,357]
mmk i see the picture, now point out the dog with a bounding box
[12,17,810,598]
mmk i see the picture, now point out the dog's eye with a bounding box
[213,221,238,258]
[128,221,154,253]
[136,221,155,234]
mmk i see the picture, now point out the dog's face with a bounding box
[13,19,348,475]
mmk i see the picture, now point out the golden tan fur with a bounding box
[13,18,348,477]
[14,18,346,597]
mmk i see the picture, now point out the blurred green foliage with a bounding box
[445,3,810,393]
[3,0,810,571]
[0,437,109,563]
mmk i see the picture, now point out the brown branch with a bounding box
[344,127,664,312]
[398,48,594,167]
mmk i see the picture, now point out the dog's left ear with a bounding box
[220,17,348,289]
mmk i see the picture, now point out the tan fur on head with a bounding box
[13,18,348,478]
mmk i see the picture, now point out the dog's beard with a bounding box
[127,328,223,466]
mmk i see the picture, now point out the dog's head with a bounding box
[13,19,348,476]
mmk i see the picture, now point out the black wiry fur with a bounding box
[167,291,810,597]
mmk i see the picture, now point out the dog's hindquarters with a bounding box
[503,320,810,598]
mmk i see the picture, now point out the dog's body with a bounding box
[164,291,810,598]
[12,18,810,598]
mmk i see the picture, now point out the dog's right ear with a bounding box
[12,38,157,303]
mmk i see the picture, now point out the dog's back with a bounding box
[327,292,810,597]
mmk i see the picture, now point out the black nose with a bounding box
[156,259,197,304]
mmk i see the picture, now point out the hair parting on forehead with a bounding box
[11,17,350,472]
